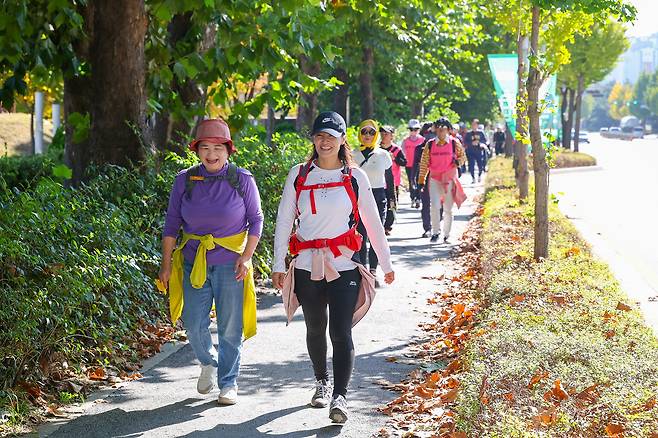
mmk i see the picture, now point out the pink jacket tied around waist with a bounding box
[281,251,377,327]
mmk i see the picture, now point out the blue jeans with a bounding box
[181,261,244,389]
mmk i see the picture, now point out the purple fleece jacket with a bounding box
[163,163,264,265]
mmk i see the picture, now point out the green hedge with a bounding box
[0,128,310,390]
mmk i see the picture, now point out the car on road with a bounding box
[571,130,590,144]
[599,127,608,133]
[609,126,621,134]
[632,127,644,138]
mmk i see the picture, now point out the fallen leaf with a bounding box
[442,388,459,403]
[444,359,461,375]
[605,423,624,436]
[533,406,557,428]
[603,311,614,321]
[509,294,525,305]
[549,295,566,305]
[451,432,467,438]
[19,381,41,399]
[605,330,616,339]
[503,392,515,402]
[616,302,632,311]
[544,380,569,404]
[385,357,397,363]
[479,375,489,404]
[511,235,522,242]
[565,247,581,257]
[575,384,600,405]
[414,385,435,398]
[452,303,466,316]
[87,367,106,381]
[46,405,68,418]
[528,369,549,389]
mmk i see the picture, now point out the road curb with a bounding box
[551,165,603,174]
[35,339,189,437]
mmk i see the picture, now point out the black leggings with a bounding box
[294,268,361,397]
[357,187,386,271]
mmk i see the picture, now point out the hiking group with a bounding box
[157,111,501,424]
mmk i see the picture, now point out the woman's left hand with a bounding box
[234,255,251,281]
[384,271,395,284]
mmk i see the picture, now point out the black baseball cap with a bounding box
[312,111,346,138]
[433,117,452,130]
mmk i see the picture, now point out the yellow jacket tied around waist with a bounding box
[165,231,257,340]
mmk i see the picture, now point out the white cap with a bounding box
[408,119,421,129]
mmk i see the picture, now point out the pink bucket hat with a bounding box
[188,119,236,154]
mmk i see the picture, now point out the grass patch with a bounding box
[0,113,53,156]
[454,157,658,437]
[552,150,597,169]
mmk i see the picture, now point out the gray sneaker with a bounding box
[311,380,332,408]
[197,364,215,394]
[329,395,349,423]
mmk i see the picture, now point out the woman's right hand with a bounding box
[159,263,172,289]
[272,272,285,290]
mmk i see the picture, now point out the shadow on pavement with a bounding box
[176,404,343,438]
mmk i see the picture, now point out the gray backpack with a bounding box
[184,163,244,200]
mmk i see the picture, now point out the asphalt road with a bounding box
[38,177,483,438]
[551,133,658,333]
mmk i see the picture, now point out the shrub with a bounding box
[0,130,310,391]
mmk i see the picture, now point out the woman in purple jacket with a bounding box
[158,118,263,406]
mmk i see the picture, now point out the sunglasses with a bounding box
[360,128,377,136]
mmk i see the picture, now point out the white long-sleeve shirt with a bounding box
[273,163,393,274]
[352,147,392,189]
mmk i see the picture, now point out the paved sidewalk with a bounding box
[38,177,483,438]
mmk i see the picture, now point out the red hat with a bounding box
[188,119,236,154]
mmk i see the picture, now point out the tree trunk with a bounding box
[411,99,423,118]
[515,34,530,201]
[153,13,214,154]
[359,46,374,120]
[573,74,585,152]
[562,88,576,150]
[65,0,148,184]
[296,55,320,135]
[333,67,349,120]
[527,5,549,260]
[560,86,571,150]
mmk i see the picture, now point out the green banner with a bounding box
[487,54,518,134]
[487,54,559,140]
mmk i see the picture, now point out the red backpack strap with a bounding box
[294,161,314,214]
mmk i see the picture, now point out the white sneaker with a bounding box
[218,386,238,405]
[329,395,349,423]
[197,364,215,394]
[310,380,332,408]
